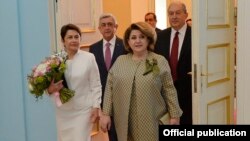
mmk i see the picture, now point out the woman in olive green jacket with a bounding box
[100,22,182,141]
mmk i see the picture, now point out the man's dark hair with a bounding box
[145,12,157,21]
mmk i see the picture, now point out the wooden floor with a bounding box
[91,121,109,141]
[234,97,237,124]
[91,131,109,141]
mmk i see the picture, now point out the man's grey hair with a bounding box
[168,1,187,14]
[99,13,118,25]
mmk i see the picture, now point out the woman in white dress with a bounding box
[47,23,102,141]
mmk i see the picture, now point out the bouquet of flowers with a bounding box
[27,51,74,106]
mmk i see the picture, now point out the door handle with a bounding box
[193,64,197,93]
[201,72,209,76]
[200,64,210,76]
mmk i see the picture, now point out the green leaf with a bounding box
[143,58,160,76]
[59,88,75,104]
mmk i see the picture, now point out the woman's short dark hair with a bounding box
[123,22,156,53]
[60,24,81,41]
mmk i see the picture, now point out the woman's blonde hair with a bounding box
[123,22,157,53]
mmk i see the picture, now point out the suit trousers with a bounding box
[174,80,192,125]
[108,117,118,141]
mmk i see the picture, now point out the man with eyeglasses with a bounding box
[155,1,192,125]
[89,13,126,141]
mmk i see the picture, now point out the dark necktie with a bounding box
[170,31,179,81]
[105,42,111,70]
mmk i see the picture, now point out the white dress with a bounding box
[54,50,102,141]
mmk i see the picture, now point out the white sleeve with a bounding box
[89,55,102,108]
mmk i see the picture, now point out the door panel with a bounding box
[55,0,102,50]
[192,0,235,124]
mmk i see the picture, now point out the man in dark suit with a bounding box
[145,12,162,33]
[155,1,192,124]
[89,13,126,141]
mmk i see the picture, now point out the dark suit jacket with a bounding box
[89,37,126,106]
[155,27,162,33]
[155,26,192,124]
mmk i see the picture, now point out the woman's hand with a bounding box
[169,117,180,125]
[47,78,64,94]
[90,108,99,123]
[99,111,111,132]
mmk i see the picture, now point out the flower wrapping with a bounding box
[27,51,74,106]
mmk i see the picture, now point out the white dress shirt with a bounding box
[170,24,187,59]
[103,36,117,58]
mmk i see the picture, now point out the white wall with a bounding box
[155,0,167,29]
[131,0,150,23]
[56,0,102,49]
[0,0,56,141]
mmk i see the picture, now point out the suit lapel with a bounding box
[112,38,121,64]
[166,29,172,60]
[95,40,106,68]
[179,26,191,62]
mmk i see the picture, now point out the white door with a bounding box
[192,0,235,124]
[54,0,102,50]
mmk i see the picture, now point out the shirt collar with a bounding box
[103,36,116,47]
[171,23,187,36]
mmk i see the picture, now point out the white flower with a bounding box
[28,83,34,91]
[34,63,48,77]
[53,50,68,60]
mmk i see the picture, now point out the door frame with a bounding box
[236,0,250,124]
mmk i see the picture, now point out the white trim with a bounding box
[236,0,250,124]
[48,0,58,53]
